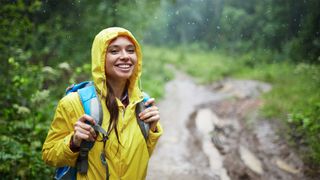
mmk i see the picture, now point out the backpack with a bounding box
[54,81,150,180]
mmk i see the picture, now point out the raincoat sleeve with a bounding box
[42,95,79,167]
[147,122,163,156]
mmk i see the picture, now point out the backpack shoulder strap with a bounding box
[135,92,151,141]
[66,81,91,95]
[77,82,103,126]
[76,81,105,174]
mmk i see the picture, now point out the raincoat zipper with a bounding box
[119,107,126,179]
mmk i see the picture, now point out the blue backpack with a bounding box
[54,81,150,180]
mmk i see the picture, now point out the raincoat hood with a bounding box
[91,27,142,99]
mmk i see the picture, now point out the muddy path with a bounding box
[147,69,308,180]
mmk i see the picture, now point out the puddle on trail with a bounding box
[147,69,307,180]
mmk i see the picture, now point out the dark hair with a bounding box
[105,81,121,144]
[105,35,134,144]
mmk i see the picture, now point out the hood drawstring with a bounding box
[138,78,144,99]
[100,79,105,99]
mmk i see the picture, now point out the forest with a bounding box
[0,0,319,178]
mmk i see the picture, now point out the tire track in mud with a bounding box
[147,69,307,180]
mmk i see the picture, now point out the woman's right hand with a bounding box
[72,114,97,147]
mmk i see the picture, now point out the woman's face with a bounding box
[105,36,138,84]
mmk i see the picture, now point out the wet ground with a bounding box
[147,69,308,180]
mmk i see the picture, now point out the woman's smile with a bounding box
[115,63,133,71]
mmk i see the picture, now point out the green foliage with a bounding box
[146,0,319,63]
[289,102,320,163]
[219,6,253,52]
[289,0,320,63]
[1,0,319,177]
[143,45,238,84]
[0,57,55,178]
[142,46,175,97]
[286,65,320,167]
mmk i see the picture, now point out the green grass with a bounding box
[142,45,236,84]
[140,45,175,98]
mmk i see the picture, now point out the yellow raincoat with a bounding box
[42,27,163,179]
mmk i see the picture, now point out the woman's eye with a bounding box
[127,49,135,54]
[109,49,118,54]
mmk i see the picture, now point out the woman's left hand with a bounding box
[138,98,160,132]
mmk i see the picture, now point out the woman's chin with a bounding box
[114,72,133,81]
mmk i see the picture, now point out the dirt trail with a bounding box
[147,69,307,180]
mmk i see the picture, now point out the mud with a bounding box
[203,98,305,180]
[147,69,309,180]
[147,69,224,180]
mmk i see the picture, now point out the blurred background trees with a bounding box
[0,0,319,178]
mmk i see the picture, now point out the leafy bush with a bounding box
[0,57,55,178]
[286,65,320,168]
[0,56,85,178]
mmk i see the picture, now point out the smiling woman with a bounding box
[42,27,163,180]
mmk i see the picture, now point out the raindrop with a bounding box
[175,10,179,15]
[154,16,158,19]
[216,26,221,29]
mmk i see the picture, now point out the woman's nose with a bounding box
[120,50,129,60]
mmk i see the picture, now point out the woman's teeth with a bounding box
[117,64,131,68]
